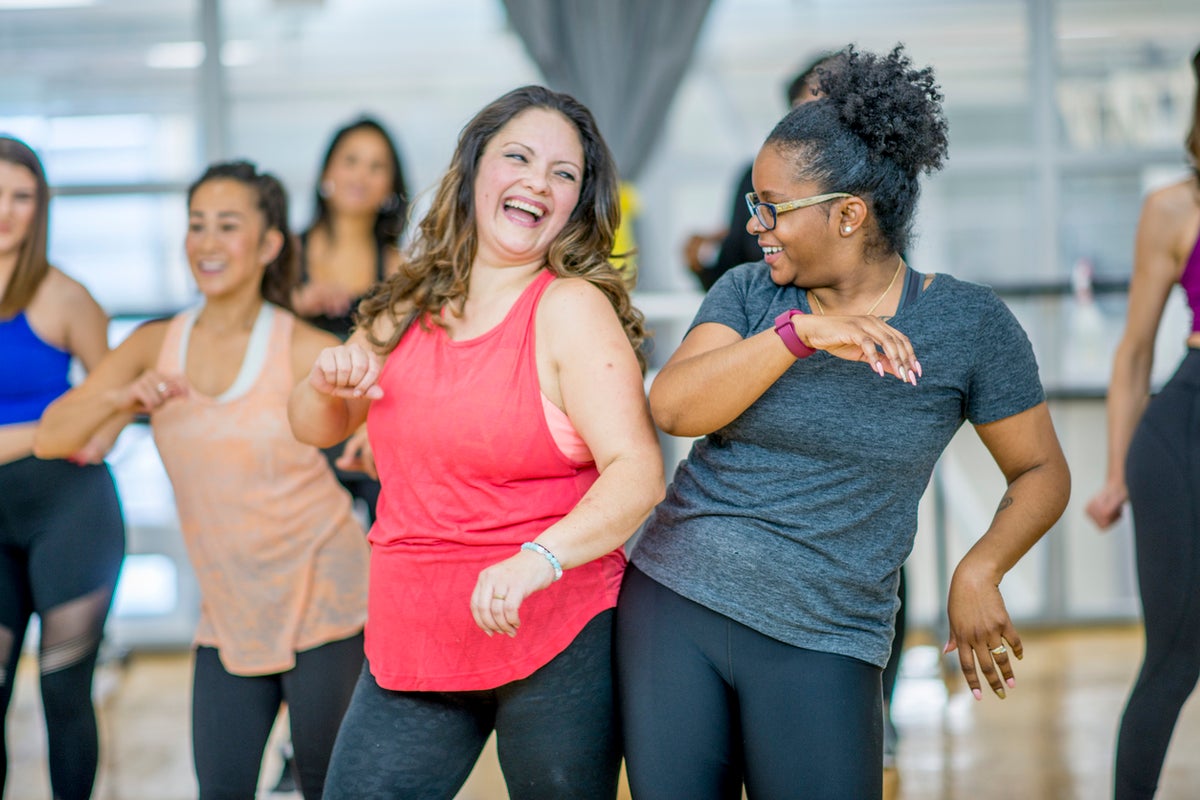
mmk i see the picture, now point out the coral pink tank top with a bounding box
[365,270,625,691]
[151,304,369,675]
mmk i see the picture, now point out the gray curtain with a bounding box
[501,0,713,181]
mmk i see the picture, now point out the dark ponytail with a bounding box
[187,161,299,310]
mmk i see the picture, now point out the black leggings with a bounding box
[324,610,620,800]
[616,566,882,800]
[0,456,125,800]
[192,631,363,800]
[1115,348,1200,800]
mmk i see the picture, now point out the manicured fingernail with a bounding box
[972,689,982,701]
[1007,677,1016,688]
[875,362,884,377]
[915,360,923,377]
[996,688,1006,699]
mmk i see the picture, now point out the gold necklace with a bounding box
[809,259,905,317]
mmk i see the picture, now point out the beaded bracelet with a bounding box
[521,541,563,582]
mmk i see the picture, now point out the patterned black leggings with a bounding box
[323,610,620,800]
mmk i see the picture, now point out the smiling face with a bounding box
[185,178,282,301]
[748,143,840,287]
[471,107,585,269]
[0,160,40,265]
[322,127,395,217]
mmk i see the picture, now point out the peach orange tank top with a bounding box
[151,304,369,675]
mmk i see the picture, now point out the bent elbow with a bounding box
[32,428,68,460]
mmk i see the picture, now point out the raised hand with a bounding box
[309,343,384,400]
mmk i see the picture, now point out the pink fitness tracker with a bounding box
[773,309,815,359]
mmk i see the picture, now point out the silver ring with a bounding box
[155,382,169,394]
[990,644,1007,656]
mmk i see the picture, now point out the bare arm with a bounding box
[58,273,133,462]
[1086,188,1188,528]
[472,279,665,636]
[34,321,171,459]
[946,402,1070,699]
[650,313,919,438]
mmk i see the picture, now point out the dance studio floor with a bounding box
[7,625,1200,799]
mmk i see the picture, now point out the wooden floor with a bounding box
[7,625,1200,799]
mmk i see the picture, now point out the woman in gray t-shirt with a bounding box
[617,45,1071,799]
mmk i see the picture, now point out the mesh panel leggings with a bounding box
[1115,348,1200,800]
[616,566,882,800]
[0,457,125,800]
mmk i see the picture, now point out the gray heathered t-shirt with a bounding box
[631,262,1045,668]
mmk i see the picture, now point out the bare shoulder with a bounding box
[289,314,342,372]
[290,314,341,351]
[539,276,616,328]
[38,266,101,311]
[1143,176,1200,222]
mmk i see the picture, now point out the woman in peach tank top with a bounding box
[36,161,369,800]
[290,86,664,799]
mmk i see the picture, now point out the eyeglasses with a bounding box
[744,191,852,231]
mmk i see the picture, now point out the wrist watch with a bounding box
[773,309,816,359]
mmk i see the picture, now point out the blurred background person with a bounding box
[293,114,410,526]
[0,135,125,800]
[35,161,369,800]
[1086,45,1200,800]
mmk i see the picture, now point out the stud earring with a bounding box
[843,226,852,233]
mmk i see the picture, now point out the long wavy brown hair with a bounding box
[356,85,647,371]
[0,137,52,318]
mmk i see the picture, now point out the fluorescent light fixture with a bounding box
[145,40,258,70]
[0,0,96,8]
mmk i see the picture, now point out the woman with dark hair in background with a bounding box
[289,85,663,800]
[294,115,408,339]
[618,45,1070,798]
[1086,46,1200,800]
[36,161,369,800]
[0,135,125,800]
[292,115,410,525]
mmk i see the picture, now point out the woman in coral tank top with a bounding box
[289,85,664,800]
[35,161,369,800]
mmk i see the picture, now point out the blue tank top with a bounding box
[0,311,72,425]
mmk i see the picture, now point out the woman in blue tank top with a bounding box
[0,136,125,800]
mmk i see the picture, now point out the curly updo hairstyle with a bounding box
[766,44,949,259]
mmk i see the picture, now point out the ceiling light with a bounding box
[0,0,97,8]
